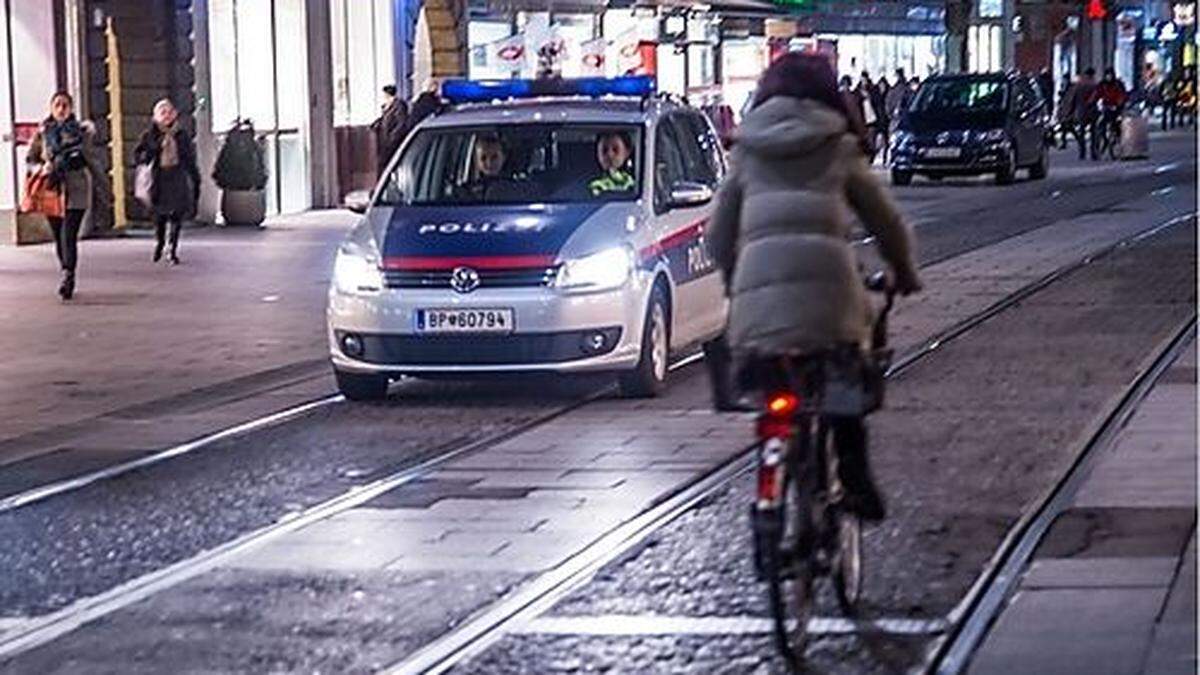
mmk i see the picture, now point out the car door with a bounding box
[1011,79,1041,165]
[650,113,714,348]
[672,110,728,342]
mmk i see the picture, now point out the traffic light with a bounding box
[1086,0,1108,21]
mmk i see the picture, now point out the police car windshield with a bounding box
[912,79,1008,113]
[379,124,642,206]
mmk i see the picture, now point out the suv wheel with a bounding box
[335,368,389,401]
[890,169,913,186]
[618,287,669,398]
[994,149,1016,185]
[1029,148,1048,179]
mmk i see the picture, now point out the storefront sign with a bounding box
[580,38,606,76]
[1174,3,1195,26]
[979,0,1002,20]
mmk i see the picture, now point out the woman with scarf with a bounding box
[135,99,200,264]
[26,91,102,300]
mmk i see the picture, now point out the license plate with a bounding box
[924,147,961,158]
[415,308,514,334]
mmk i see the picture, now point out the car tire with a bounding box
[335,368,389,401]
[618,286,670,398]
[1029,148,1048,180]
[994,150,1016,185]
[890,169,913,186]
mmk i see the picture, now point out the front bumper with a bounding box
[891,143,1011,174]
[327,281,649,375]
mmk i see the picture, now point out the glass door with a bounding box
[208,0,310,217]
[0,0,15,215]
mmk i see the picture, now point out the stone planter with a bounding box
[219,189,266,226]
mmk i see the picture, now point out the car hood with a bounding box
[367,202,624,269]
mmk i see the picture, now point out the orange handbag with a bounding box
[20,171,64,219]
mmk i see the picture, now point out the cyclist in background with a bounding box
[1088,68,1128,159]
[706,53,922,521]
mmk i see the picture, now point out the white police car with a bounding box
[328,76,728,400]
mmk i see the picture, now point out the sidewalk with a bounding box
[0,211,354,470]
[969,338,1197,675]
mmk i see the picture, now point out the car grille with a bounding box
[338,328,623,365]
[383,266,560,290]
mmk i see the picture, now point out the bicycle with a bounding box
[749,273,896,669]
[1092,102,1124,160]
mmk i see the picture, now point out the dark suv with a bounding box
[889,72,1050,185]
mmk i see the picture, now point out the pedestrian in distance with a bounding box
[134,99,201,265]
[402,81,443,141]
[872,75,891,162]
[884,68,912,123]
[25,91,105,300]
[370,84,408,178]
[1062,68,1099,160]
[1054,80,1073,149]
[706,52,922,520]
[838,75,874,157]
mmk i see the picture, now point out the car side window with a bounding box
[1023,79,1044,112]
[671,112,723,188]
[654,119,687,212]
[667,111,720,187]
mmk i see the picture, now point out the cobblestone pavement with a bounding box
[0,135,1194,674]
[454,221,1195,673]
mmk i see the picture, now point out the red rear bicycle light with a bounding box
[756,392,798,439]
[757,462,784,505]
[766,392,799,416]
[756,416,792,439]
[756,439,786,507]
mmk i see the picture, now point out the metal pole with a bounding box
[3,0,16,243]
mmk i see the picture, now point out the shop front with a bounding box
[0,1,66,244]
[206,0,313,217]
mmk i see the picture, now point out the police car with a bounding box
[328,76,728,400]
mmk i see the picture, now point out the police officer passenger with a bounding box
[588,131,635,196]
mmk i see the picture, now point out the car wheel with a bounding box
[890,169,913,186]
[618,286,669,398]
[1029,148,1048,179]
[994,149,1016,185]
[335,368,389,401]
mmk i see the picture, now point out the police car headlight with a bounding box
[333,247,383,295]
[555,246,634,293]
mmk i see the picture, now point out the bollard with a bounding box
[1119,113,1150,159]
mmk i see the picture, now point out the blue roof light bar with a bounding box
[441,76,656,104]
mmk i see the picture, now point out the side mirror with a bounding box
[345,189,371,214]
[668,181,714,210]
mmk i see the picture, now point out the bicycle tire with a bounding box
[1107,126,1123,160]
[766,424,818,668]
[820,422,864,614]
[833,512,863,613]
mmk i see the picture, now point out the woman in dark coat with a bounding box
[135,99,201,264]
[26,91,105,300]
[707,54,922,520]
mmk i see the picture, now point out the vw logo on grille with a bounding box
[450,266,481,294]
[937,131,951,145]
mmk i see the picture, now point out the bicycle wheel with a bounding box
[766,428,817,668]
[821,422,864,614]
[833,512,863,613]
[1106,124,1123,160]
